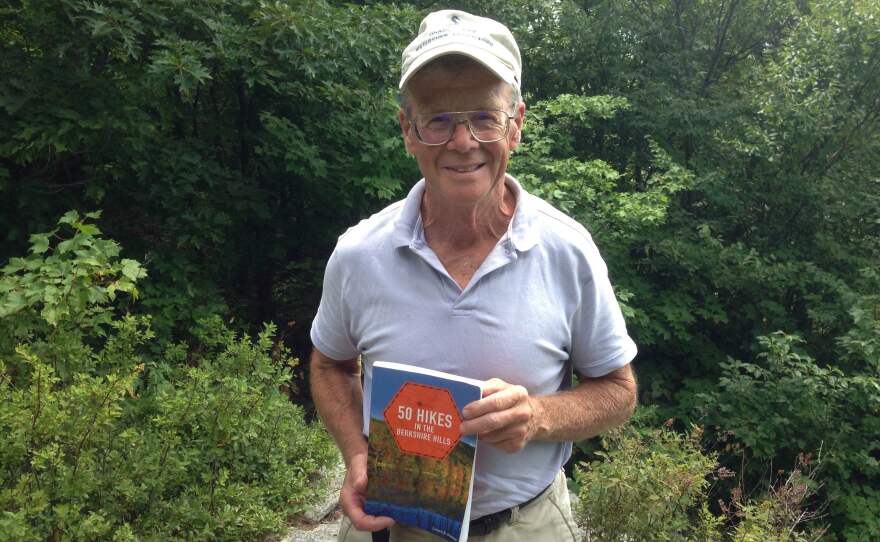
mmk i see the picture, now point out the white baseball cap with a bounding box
[399,10,522,90]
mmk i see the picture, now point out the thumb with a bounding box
[351,467,367,492]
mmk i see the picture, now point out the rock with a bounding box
[272,456,345,542]
[302,459,345,523]
[277,466,587,542]
[278,519,340,542]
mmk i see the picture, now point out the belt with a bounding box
[369,481,552,541]
[467,482,551,537]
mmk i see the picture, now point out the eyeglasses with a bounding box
[410,110,515,145]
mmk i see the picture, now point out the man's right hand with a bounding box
[340,452,395,532]
[310,349,394,532]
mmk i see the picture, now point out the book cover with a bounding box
[364,361,484,542]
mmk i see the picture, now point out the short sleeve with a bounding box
[310,249,360,361]
[569,249,637,378]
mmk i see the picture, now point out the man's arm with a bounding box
[460,364,637,453]
[310,348,394,532]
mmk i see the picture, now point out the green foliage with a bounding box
[496,4,880,535]
[0,217,337,540]
[0,211,146,384]
[690,332,880,539]
[0,210,143,330]
[574,423,718,541]
[3,0,879,537]
[0,0,422,343]
[732,496,822,542]
[574,416,825,541]
[512,93,692,237]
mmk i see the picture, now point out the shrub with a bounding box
[0,212,337,541]
[691,331,880,540]
[573,414,825,541]
[574,422,718,541]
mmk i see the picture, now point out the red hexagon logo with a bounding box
[383,381,462,460]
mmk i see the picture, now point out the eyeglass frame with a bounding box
[407,109,517,146]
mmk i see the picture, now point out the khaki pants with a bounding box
[338,470,578,542]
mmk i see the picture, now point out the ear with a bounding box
[399,109,416,156]
[509,101,526,150]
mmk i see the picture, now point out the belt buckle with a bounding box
[470,508,511,536]
[469,479,553,536]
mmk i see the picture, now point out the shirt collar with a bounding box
[391,174,539,252]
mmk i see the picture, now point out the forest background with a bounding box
[1,0,878,540]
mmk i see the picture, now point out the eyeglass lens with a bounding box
[415,111,509,144]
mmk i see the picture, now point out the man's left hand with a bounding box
[460,378,543,453]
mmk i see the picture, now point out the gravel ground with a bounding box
[272,459,344,542]
[278,511,342,542]
[273,460,585,542]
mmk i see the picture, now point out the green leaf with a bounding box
[120,259,142,281]
[75,223,100,236]
[29,233,51,254]
[59,210,79,225]
[56,239,75,254]
[41,306,59,326]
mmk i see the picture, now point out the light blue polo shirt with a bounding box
[311,175,637,518]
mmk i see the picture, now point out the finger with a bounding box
[475,423,530,452]
[340,481,395,532]
[480,377,510,396]
[463,384,528,419]
[461,378,511,418]
[349,465,367,493]
[461,383,503,419]
[485,435,529,453]
[461,402,531,435]
[351,511,396,532]
[460,411,500,435]
[341,466,368,508]
[479,425,530,451]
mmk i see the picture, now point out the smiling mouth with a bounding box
[445,163,485,173]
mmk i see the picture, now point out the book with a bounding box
[363,361,484,542]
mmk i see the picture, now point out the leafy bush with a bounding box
[0,213,337,541]
[0,0,422,345]
[573,415,825,541]
[690,331,880,540]
[574,422,718,541]
[3,0,878,536]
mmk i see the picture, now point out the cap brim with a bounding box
[399,43,517,89]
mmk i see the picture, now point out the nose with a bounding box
[446,120,479,151]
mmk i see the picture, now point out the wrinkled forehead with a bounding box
[409,54,493,81]
[405,56,511,112]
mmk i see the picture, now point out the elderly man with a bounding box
[310,10,638,542]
